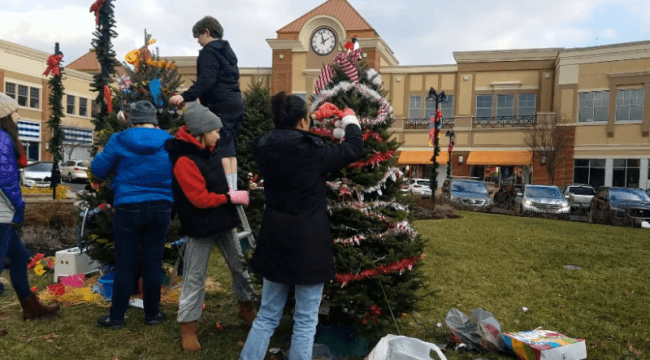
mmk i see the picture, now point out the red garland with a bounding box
[311,128,334,138]
[43,54,63,77]
[335,254,425,287]
[89,0,107,26]
[348,150,394,169]
[362,131,383,142]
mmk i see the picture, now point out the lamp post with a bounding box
[445,129,455,179]
[427,87,446,203]
[48,42,63,200]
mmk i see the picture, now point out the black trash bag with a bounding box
[445,308,507,353]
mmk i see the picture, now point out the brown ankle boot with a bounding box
[180,321,201,351]
[19,293,60,321]
[237,301,257,325]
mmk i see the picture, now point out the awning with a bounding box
[397,151,449,165]
[466,151,532,166]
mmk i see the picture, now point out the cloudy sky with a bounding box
[1,0,650,67]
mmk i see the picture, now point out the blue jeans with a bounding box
[0,224,31,299]
[109,201,172,321]
[240,278,324,360]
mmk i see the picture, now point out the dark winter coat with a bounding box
[91,128,174,206]
[0,130,24,224]
[165,127,238,238]
[181,40,244,121]
[251,125,363,285]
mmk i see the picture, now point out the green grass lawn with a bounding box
[1,211,649,359]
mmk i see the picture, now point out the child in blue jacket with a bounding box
[91,100,173,329]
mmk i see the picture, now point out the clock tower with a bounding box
[267,0,398,96]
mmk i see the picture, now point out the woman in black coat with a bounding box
[240,93,363,360]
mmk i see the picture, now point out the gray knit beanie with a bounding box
[129,100,158,125]
[184,102,222,135]
[0,92,19,119]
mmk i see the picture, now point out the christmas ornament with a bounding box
[103,85,112,113]
[312,81,392,128]
[344,35,359,52]
[149,78,164,107]
[43,54,63,77]
[125,49,140,65]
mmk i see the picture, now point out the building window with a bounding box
[496,94,514,120]
[67,95,75,115]
[91,100,100,115]
[579,91,609,123]
[573,159,606,189]
[18,85,28,107]
[79,98,88,117]
[613,159,640,188]
[409,96,422,119]
[29,87,40,109]
[18,120,41,161]
[616,89,644,122]
[517,94,536,116]
[5,82,16,99]
[476,95,493,119]
[440,95,454,120]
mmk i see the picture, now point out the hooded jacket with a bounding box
[165,126,238,238]
[0,130,24,224]
[181,40,244,120]
[250,125,363,285]
[91,127,173,206]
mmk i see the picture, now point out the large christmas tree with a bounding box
[79,0,184,265]
[311,49,426,338]
[239,47,425,338]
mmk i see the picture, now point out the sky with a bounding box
[1,0,650,67]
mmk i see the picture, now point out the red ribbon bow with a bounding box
[104,85,112,113]
[90,0,107,26]
[43,54,63,77]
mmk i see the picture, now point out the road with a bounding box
[61,181,88,193]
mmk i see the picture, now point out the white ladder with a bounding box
[235,204,256,250]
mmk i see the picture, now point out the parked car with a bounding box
[407,178,432,197]
[589,187,650,225]
[561,184,596,213]
[60,160,90,182]
[20,162,54,188]
[514,184,571,217]
[441,179,492,211]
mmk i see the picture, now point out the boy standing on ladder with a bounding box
[170,15,243,190]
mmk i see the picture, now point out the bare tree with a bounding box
[62,140,86,162]
[524,115,572,185]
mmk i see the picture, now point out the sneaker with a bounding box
[96,314,125,329]
[145,311,167,326]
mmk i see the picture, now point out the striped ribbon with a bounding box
[314,47,364,94]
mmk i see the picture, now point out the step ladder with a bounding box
[168,204,256,290]
[235,204,256,251]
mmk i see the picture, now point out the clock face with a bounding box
[311,28,336,56]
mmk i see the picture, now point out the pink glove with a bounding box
[229,190,249,207]
[313,102,340,120]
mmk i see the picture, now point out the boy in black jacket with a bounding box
[170,16,244,191]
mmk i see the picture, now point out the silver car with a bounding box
[20,162,54,188]
[407,178,432,198]
[60,160,90,182]
[561,184,596,213]
[515,184,571,216]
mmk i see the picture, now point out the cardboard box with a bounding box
[503,329,587,360]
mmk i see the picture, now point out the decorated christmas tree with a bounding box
[311,47,426,337]
[237,82,273,241]
[78,0,183,265]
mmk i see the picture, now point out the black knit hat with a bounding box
[129,100,158,125]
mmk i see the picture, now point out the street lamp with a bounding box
[427,87,446,203]
[445,129,455,179]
